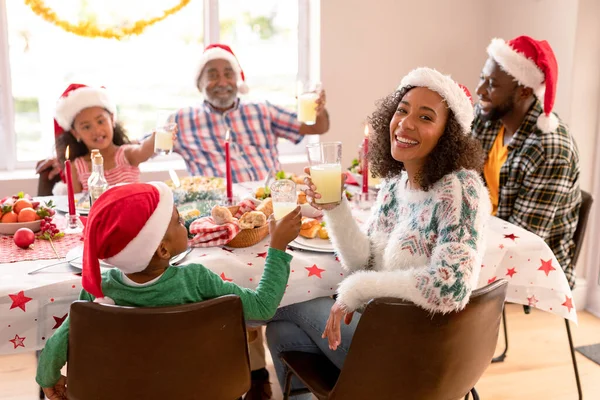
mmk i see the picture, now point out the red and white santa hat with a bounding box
[82,182,174,304]
[398,67,474,135]
[487,36,559,133]
[54,83,117,138]
[196,43,249,94]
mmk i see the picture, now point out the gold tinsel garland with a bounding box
[24,0,191,40]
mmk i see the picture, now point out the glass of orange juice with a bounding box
[306,142,343,204]
[297,81,321,125]
[271,179,297,219]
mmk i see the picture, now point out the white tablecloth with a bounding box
[0,184,576,355]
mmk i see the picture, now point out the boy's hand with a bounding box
[43,375,68,399]
[269,206,302,251]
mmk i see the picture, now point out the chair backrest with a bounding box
[67,295,250,400]
[329,280,508,400]
[571,189,593,266]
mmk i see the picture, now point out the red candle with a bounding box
[362,125,369,194]
[64,146,76,215]
[225,130,233,201]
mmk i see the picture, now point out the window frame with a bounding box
[0,0,317,172]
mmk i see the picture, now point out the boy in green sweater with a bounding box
[37,182,301,400]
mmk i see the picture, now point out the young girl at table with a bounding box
[54,83,169,193]
[266,68,492,398]
[36,182,301,399]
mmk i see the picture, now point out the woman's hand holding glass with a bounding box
[302,166,347,211]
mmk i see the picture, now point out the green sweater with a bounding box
[36,248,291,388]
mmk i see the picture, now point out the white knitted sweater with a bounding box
[325,169,491,313]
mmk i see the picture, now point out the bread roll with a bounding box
[299,224,321,239]
[211,205,233,225]
[256,198,274,218]
[239,211,268,229]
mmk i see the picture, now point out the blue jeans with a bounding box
[266,297,361,399]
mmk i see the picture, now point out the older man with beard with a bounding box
[472,35,581,289]
[170,43,329,183]
[168,44,328,400]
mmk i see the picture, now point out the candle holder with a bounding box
[64,213,84,234]
[354,192,375,210]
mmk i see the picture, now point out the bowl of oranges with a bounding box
[0,192,56,235]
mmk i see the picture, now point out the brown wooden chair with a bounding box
[280,280,508,400]
[492,190,593,400]
[66,295,251,400]
[37,166,61,196]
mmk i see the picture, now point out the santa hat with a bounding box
[54,83,117,137]
[398,67,474,135]
[486,36,559,133]
[82,182,174,304]
[196,44,249,94]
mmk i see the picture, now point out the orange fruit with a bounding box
[17,208,37,222]
[1,211,18,223]
[13,199,33,214]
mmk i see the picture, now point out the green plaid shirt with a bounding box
[472,100,581,288]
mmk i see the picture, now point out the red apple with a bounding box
[14,228,35,249]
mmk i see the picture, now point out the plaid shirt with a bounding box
[171,99,303,183]
[473,100,581,288]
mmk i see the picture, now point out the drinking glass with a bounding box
[297,81,321,125]
[306,142,343,204]
[270,179,297,220]
[154,122,177,155]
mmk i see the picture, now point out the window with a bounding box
[0,0,318,170]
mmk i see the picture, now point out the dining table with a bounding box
[0,181,577,355]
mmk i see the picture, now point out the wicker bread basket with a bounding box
[225,206,270,248]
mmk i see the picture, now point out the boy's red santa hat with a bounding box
[196,43,249,94]
[54,83,117,138]
[82,182,174,304]
[398,67,475,135]
[487,35,559,133]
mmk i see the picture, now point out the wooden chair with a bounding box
[37,167,61,196]
[280,280,508,400]
[66,295,251,400]
[492,190,593,400]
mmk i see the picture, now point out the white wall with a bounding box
[320,0,488,169]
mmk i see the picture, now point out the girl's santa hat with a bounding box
[487,35,559,133]
[398,67,474,135]
[196,44,248,94]
[82,182,174,304]
[54,83,117,137]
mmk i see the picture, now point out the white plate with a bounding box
[55,194,90,215]
[290,236,335,252]
[349,172,383,189]
[65,246,114,270]
[300,203,323,218]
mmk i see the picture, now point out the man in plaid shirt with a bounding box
[473,36,581,288]
[170,44,329,184]
[169,44,328,400]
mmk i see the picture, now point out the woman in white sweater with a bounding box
[266,67,491,398]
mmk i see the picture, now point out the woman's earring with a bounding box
[76,138,81,143]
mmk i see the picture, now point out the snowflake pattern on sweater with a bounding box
[324,169,491,314]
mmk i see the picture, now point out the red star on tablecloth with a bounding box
[335,256,341,262]
[9,334,25,349]
[506,267,517,278]
[527,295,539,307]
[52,313,68,330]
[499,244,504,249]
[9,291,32,312]
[487,276,497,284]
[221,248,234,253]
[538,259,556,276]
[306,264,325,278]
[220,272,233,282]
[503,233,519,241]
[562,296,574,313]
[256,252,267,258]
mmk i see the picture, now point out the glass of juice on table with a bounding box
[306,142,343,204]
[271,179,297,219]
[297,81,321,125]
